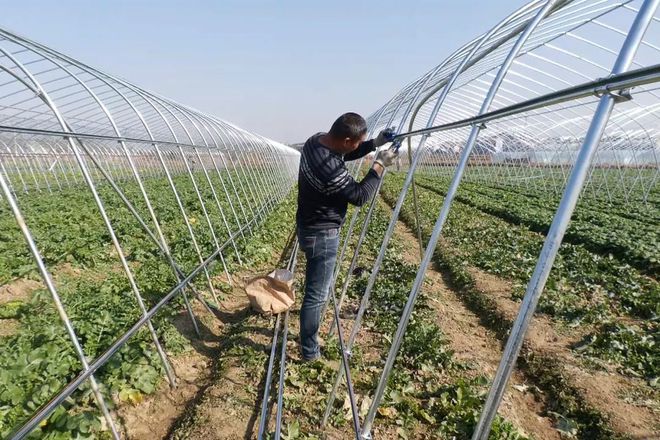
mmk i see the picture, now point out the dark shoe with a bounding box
[300,353,321,363]
[339,305,359,320]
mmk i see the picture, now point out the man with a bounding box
[296,112,398,361]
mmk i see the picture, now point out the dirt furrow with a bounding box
[390,212,561,440]
[166,269,289,440]
[467,268,659,439]
[380,188,659,439]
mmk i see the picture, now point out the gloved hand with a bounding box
[374,147,399,168]
[374,127,396,148]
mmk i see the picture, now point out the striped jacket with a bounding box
[296,133,380,231]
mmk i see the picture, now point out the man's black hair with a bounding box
[328,112,368,140]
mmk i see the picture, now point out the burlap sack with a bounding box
[245,268,295,314]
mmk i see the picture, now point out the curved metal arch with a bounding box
[358,2,584,437]
[0,24,299,440]
[369,3,659,201]
[370,0,658,142]
[11,36,213,340]
[1,27,295,157]
[140,96,238,284]
[167,106,251,243]
[361,1,658,439]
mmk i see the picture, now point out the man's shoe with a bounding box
[299,353,321,363]
[339,305,359,320]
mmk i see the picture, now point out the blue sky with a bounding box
[2,0,529,143]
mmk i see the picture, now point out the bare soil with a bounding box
[117,200,658,440]
[468,268,660,438]
[381,187,660,438]
[117,349,212,439]
[0,278,42,303]
[0,279,42,338]
[165,236,415,440]
[0,319,20,337]
[118,268,259,440]
[117,295,227,440]
[169,272,274,440]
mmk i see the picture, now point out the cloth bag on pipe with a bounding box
[245,268,295,314]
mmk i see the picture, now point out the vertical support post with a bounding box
[194,147,243,263]
[9,45,207,337]
[257,314,282,440]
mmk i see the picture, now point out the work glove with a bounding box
[374,147,399,168]
[374,127,396,148]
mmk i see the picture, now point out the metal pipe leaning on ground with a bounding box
[320,4,514,419]
[320,119,411,437]
[321,56,461,425]
[274,244,300,440]
[257,314,282,439]
[256,239,301,440]
[327,255,363,439]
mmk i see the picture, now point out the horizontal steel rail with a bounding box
[391,63,660,141]
[0,124,261,151]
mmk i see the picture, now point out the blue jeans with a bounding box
[298,227,340,360]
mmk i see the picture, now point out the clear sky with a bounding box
[2,0,529,143]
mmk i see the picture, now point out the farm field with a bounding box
[2,1,660,437]
[0,182,527,439]
[0,170,288,439]
[0,160,658,440]
[381,171,659,438]
[168,194,547,440]
[1,165,658,439]
[405,172,659,374]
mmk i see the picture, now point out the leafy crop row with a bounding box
[416,175,658,277]
[0,169,288,439]
[430,165,660,214]
[0,170,277,284]
[381,174,658,381]
[323,201,526,439]
[379,179,632,439]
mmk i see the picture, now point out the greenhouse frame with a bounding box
[0,0,658,439]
